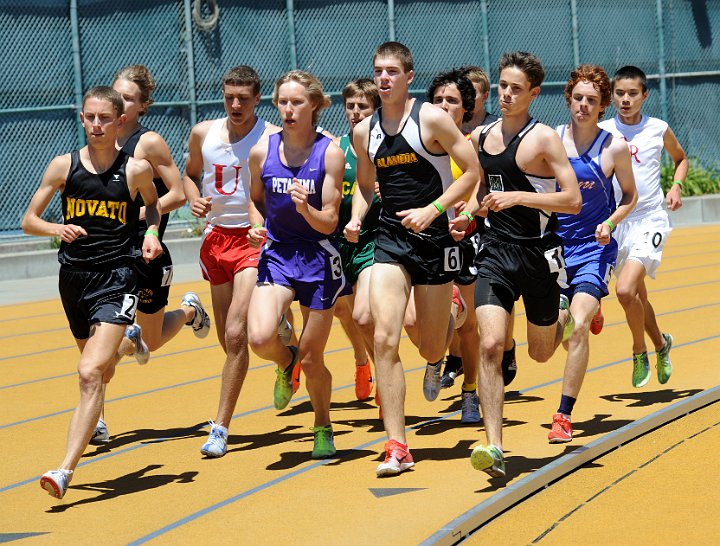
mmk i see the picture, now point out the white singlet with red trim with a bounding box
[201,117,268,228]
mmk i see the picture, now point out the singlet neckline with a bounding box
[222,116,262,146]
[377,98,417,137]
[560,124,606,159]
[77,149,125,176]
[479,118,535,158]
[275,131,324,170]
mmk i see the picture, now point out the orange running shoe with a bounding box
[547,413,573,443]
[355,359,373,400]
[292,361,302,394]
[590,302,604,335]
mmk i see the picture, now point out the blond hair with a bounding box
[272,70,331,126]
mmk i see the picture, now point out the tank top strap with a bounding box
[585,129,612,168]
[477,119,501,152]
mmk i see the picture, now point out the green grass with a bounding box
[661,159,720,196]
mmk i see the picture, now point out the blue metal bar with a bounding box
[387,0,396,41]
[656,0,669,120]
[480,0,490,71]
[570,0,580,66]
[286,0,298,69]
[69,0,84,146]
[182,0,198,127]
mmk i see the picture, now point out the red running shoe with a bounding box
[590,302,604,335]
[376,439,415,476]
[548,413,573,443]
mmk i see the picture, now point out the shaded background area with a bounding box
[1,0,718,232]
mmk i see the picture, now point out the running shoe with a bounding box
[89,419,110,445]
[656,333,673,384]
[441,356,463,389]
[355,359,373,401]
[559,294,575,343]
[632,351,651,388]
[274,346,299,410]
[501,341,517,387]
[590,302,604,335]
[311,425,337,459]
[125,324,149,365]
[291,360,302,394]
[181,292,211,339]
[40,469,73,499]
[376,439,415,477]
[423,361,442,401]
[460,390,481,423]
[278,313,293,345]
[200,420,228,458]
[452,285,467,330]
[470,444,505,478]
[548,413,573,443]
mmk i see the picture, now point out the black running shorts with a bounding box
[474,236,565,326]
[374,223,460,286]
[59,264,138,339]
[135,242,173,314]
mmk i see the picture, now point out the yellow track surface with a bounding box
[1,224,718,545]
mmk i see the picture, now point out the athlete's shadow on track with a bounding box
[540,414,634,440]
[266,432,372,471]
[223,425,314,456]
[84,422,207,458]
[437,391,544,416]
[600,388,702,408]
[475,446,590,493]
[46,464,197,513]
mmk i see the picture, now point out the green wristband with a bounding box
[673,180,684,190]
[144,228,159,238]
[603,219,615,231]
[251,223,263,229]
[459,211,474,221]
[432,200,444,214]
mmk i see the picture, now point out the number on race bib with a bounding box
[544,246,567,274]
[119,294,139,320]
[329,255,343,280]
[602,263,613,286]
[161,266,173,287]
[444,246,461,272]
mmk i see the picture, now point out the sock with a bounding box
[462,382,477,392]
[445,354,462,372]
[427,359,443,367]
[558,395,576,417]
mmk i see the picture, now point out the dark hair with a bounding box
[426,68,476,123]
[82,86,124,116]
[223,65,261,95]
[564,64,612,119]
[342,78,380,109]
[611,65,648,93]
[499,51,545,88]
[373,41,413,72]
[113,65,155,115]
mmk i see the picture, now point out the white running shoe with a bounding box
[125,324,149,365]
[182,292,211,339]
[89,419,110,445]
[200,421,228,458]
[40,469,73,499]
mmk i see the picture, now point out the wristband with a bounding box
[603,219,615,231]
[432,200,444,214]
[459,211,474,221]
[673,180,684,190]
[251,223,263,229]
[144,228,159,238]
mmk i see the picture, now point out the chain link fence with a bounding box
[1,0,718,235]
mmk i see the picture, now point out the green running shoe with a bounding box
[311,425,336,459]
[470,444,505,478]
[274,346,299,410]
[559,294,575,343]
[632,352,651,388]
[656,333,673,384]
